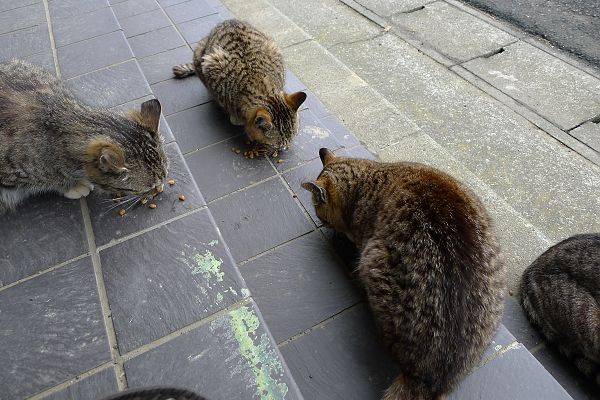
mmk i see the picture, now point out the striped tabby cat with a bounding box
[302,149,506,399]
[172,19,306,150]
[521,233,600,387]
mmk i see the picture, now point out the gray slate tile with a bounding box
[0,195,87,287]
[24,50,56,75]
[0,0,39,13]
[282,158,324,226]
[0,24,51,62]
[185,135,275,202]
[320,227,360,269]
[119,8,170,38]
[280,304,399,400]
[111,0,159,19]
[128,25,185,59]
[156,0,188,7]
[151,75,211,115]
[177,13,223,44]
[302,90,330,120]
[209,178,313,262]
[125,302,302,399]
[0,2,46,35]
[320,115,360,148]
[49,0,109,19]
[87,142,205,246]
[166,102,239,154]
[58,31,133,79]
[100,209,244,353]
[501,295,543,350]
[241,232,360,343]
[138,46,192,84]
[284,69,307,93]
[164,0,216,24]
[42,368,118,400]
[67,60,151,108]
[0,258,110,398]
[53,7,120,48]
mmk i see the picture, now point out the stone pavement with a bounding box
[0,0,596,400]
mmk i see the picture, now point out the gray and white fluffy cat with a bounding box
[521,233,600,388]
[172,19,306,150]
[0,59,168,214]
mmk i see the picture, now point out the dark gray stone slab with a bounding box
[0,258,110,398]
[164,0,215,24]
[185,135,276,202]
[280,304,399,400]
[282,158,324,226]
[157,0,188,7]
[109,94,175,143]
[284,69,307,93]
[111,0,159,19]
[0,0,39,13]
[272,109,342,172]
[303,91,331,120]
[320,115,360,148]
[241,232,360,343]
[0,24,51,62]
[138,46,192,85]
[100,209,244,353]
[209,178,313,262]
[0,195,87,287]
[125,302,302,399]
[119,8,171,38]
[166,102,240,154]
[43,368,118,400]
[151,76,211,116]
[501,295,543,350]
[57,31,133,79]
[67,60,151,108]
[128,25,185,59]
[49,0,109,19]
[53,7,120,48]
[87,142,205,246]
[343,145,377,160]
[24,50,57,75]
[177,13,223,44]
[0,2,45,35]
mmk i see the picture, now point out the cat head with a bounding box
[245,91,307,150]
[85,99,168,195]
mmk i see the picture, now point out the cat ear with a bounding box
[301,181,327,204]
[285,91,307,111]
[254,108,273,132]
[99,145,127,173]
[319,148,336,165]
[139,99,162,133]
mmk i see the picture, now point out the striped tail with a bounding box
[172,63,196,78]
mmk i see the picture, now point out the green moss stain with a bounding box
[208,239,219,247]
[230,306,288,400]
[192,250,224,282]
[241,288,251,298]
[216,292,224,304]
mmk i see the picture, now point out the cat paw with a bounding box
[64,183,92,199]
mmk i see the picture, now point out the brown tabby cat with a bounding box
[521,233,600,388]
[302,149,506,399]
[0,59,167,214]
[172,19,306,150]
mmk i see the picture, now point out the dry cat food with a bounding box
[140,198,148,205]
[118,208,126,216]
[148,203,157,209]
[168,179,176,186]
[179,195,186,202]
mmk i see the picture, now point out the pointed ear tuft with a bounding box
[285,91,307,111]
[254,108,273,132]
[301,181,327,203]
[139,99,162,133]
[319,148,336,165]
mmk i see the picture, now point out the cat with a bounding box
[172,19,306,150]
[0,59,168,214]
[521,233,600,388]
[302,148,506,399]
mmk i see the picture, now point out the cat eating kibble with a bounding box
[172,19,306,152]
[302,148,506,399]
[0,59,168,214]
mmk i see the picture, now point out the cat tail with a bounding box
[383,374,445,400]
[172,63,196,78]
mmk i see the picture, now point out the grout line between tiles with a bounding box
[41,0,61,79]
[64,57,135,81]
[152,0,196,53]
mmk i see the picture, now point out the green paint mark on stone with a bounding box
[208,239,219,247]
[192,250,224,282]
[230,306,288,400]
[216,292,224,303]
[241,288,251,298]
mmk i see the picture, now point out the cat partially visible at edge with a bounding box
[0,59,168,214]
[521,234,600,388]
[302,148,507,400]
[172,19,306,150]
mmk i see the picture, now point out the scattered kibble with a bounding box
[235,149,241,154]
[148,203,157,209]
[179,195,186,202]
[115,192,122,199]
[156,184,164,193]
[168,179,176,186]
[118,208,126,216]
[141,198,148,205]
[277,159,284,164]
[272,151,278,158]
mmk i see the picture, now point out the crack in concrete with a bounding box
[327,31,390,49]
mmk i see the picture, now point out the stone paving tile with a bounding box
[128,25,186,59]
[52,7,120,48]
[571,122,600,153]
[151,75,211,115]
[48,0,110,19]
[111,0,159,19]
[177,13,223,44]
[0,0,39,13]
[119,8,171,38]
[0,23,51,62]
[24,49,57,74]
[209,178,313,262]
[280,303,399,400]
[302,90,331,120]
[100,209,245,353]
[43,368,118,400]
[166,101,241,153]
[241,232,360,343]
[156,0,188,7]
[57,31,133,79]
[0,258,110,399]
[164,0,216,24]
[354,0,431,16]
[67,60,151,108]
[463,41,600,130]
[124,302,302,400]
[109,94,176,143]
[0,2,45,35]
[185,136,276,202]
[391,2,515,63]
[282,158,324,226]
[319,115,360,148]
[88,142,205,246]
[0,195,87,287]
[285,69,307,93]
[138,46,192,84]
[501,295,543,350]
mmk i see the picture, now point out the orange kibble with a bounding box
[148,203,157,209]
[118,208,126,216]
[168,179,176,186]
